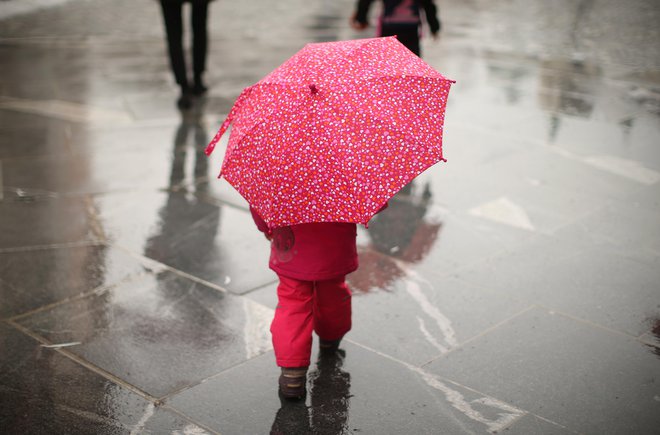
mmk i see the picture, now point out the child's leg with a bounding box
[313,277,352,341]
[271,275,314,368]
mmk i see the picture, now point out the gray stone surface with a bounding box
[1,0,659,433]
[424,307,660,435]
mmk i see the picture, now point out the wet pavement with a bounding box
[1,0,659,433]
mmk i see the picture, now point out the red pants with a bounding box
[271,274,352,368]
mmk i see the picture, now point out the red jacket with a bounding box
[250,208,358,281]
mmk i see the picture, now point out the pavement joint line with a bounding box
[157,350,275,403]
[539,304,657,343]
[345,337,543,432]
[637,335,659,350]
[157,404,222,435]
[417,304,538,368]
[6,271,147,323]
[450,234,590,293]
[84,194,107,241]
[110,243,231,294]
[6,319,160,405]
[240,278,280,296]
[0,239,104,254]
[350,335,584,435]
[196,190,250,212]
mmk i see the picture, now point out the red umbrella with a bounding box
[206,36,454,228]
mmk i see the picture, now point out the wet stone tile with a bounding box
[0,124,72,159]
[67,122,178,156]
[456,238,660,337]
[168,341,530,435]
[452,147,646,208]
[0,196,99,249]
[124,93,190,121]
[0,244,145,319]
[95,188,275,294]
[639,318,660,349]
[554,114,660,171]
[152,205,276,295]
[357,189,536,278]
[16,270,273,398]
[503,414,576,435]
[244,281,279,310]
[94,190,220,254]
[347,264,531,366]
[0,322,207,434]
[1,153,97,195]
[2,123,186,195]
[555,200,660,257]
[424,307,660,435]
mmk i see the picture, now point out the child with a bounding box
[251,207,358,399]
[351,0,441,57]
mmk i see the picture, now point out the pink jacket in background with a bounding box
[250,207,358,281]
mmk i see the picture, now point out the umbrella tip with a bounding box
[309,84,318,95]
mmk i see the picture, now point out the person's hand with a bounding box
[350,12,368,31]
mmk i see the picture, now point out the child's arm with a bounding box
[250,207,273,240]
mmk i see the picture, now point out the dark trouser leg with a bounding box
[381,25,421,57]
[160,0,189,89]
[191,0,209,88]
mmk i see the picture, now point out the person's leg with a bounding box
[191,0,209,95]
[272,275,313,399]
[313,276,352,346]
[160,1,189,90]
[271,275,314,368]
[380,24,420,56]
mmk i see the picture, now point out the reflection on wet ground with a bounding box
[1,0,660,433]
[270,351,350,434]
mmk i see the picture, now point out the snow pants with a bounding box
[271,274,352,368]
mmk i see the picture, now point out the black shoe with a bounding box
[177,92,193,109]
[319,338,342,355]
[192,82,208,96]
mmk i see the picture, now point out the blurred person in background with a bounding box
[159,0,213,109]
[351,0,441,57]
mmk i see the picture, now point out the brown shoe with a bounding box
[278,367,308,400]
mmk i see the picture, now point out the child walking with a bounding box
[250,208,358,399]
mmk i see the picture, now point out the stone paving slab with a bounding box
[0,244,144,319]
[168,341,544,434]
[15,270,272,399]
[455,236,660,337]
[0,322,209,434]
[424,307,660,435]
[0,196,100,249]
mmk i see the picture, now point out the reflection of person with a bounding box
[144,102,219,268]
[368,180,434,259]
[349,180,442,293]
[351,0,441,57]
[159,0,213,109]
[251,212,357,400]
[270,350,351,434]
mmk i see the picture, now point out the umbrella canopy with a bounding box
[206,36,454,228]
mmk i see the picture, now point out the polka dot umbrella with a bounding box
[205,36,455,229]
